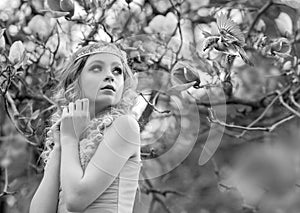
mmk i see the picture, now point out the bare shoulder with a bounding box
[108,114,140,147]
[113,114,140,131]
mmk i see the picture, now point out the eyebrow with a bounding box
[89,60,122,67]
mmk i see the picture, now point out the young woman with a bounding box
[29,41,141,213]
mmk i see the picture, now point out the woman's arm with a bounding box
[60,114,140,212]
[30,123,61,213]
[29,145,61,213]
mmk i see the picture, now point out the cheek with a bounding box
[114,80,124,101]
[117,79,125,94]
[80,76,101,95]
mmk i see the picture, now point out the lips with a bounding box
[101,85,115,92]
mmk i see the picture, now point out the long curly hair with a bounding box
[40,41,139,167]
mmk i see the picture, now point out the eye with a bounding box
[113,67,123,75]
[90,65,102,72]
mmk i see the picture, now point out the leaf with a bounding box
[0,35,5,49]
[0,28,6,49]
[198,128,223,166]
[168,81,198,92]
[145,12,177,35]
[198,108,226,166]
[8,41,25,65]
[60,0,74,13]
[187,0,209,9]
[275,12,293,35]
[28,15,53,40]
[273,0,300,10]
[254,19,266,32]
[31,110,40,120]
[170,61,202,91]
[0,28,5,37]
[43,10,70,18]
[202,36,219,52]
[13,51,28,69]
[46,0,63,11]
[19,102,33,115]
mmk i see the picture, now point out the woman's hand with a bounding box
[60,98,90,141]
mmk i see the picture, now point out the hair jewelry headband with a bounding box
[73,42,127,63]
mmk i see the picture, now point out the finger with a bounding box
[75,99,82,111]
[62,106,68,116]
[82,98,89,112]
[69,102,74,114]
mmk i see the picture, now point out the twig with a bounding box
[155,14,181,67]
[168,0,183,71]
[49,24,60,68]
[101,23,114,43]
[246,0,273,40]
[289,91,300,109]
[0,167,16,197]
[141,171,173,213]
[154,196,172,213]
[211,157,220,179]
[42,94,58,107]
[197,92,277,109]
[208,108,296,133]
[208,114,268,131]
[169,0,183,58]
[3,93,38,146]
[28,163,44,173]
[5,91,19,117]
[197,96,261,109]
[13,75,58,107]
[139,93,171,114]
[242,204,259,213]
[268,115,295,131]
[218,183,236,191]
[277,90,300,118]
[236,89,287,138]
[144,188,186,197]
[39,104,57,115]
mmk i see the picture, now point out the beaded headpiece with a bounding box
[72,41,137,90]
[73,41,127,64]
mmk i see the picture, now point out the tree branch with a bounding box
[246,0,273,40]
[277,90,300,118]
[0,167,16,197]
[207,108,296,134]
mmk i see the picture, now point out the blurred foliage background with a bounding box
[0,0,300,212]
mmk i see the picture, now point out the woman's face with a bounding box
[79,53,125,115]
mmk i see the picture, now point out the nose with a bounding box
[104,71,114,82]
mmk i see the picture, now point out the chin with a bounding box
[95,98,119,108]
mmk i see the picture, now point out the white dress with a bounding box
[57,114,141,213]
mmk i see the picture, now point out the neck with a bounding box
[89,103,113,119]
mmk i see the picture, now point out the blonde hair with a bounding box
[40,41,138,166]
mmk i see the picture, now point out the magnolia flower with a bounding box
[255,35,291,59]
[202,13,253,66]
[8,41,27,68]
[217,13,245,45]
[46,0,74,18]
[170,61,202,92]
[269,38,291,58]
[0,28,5,49]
